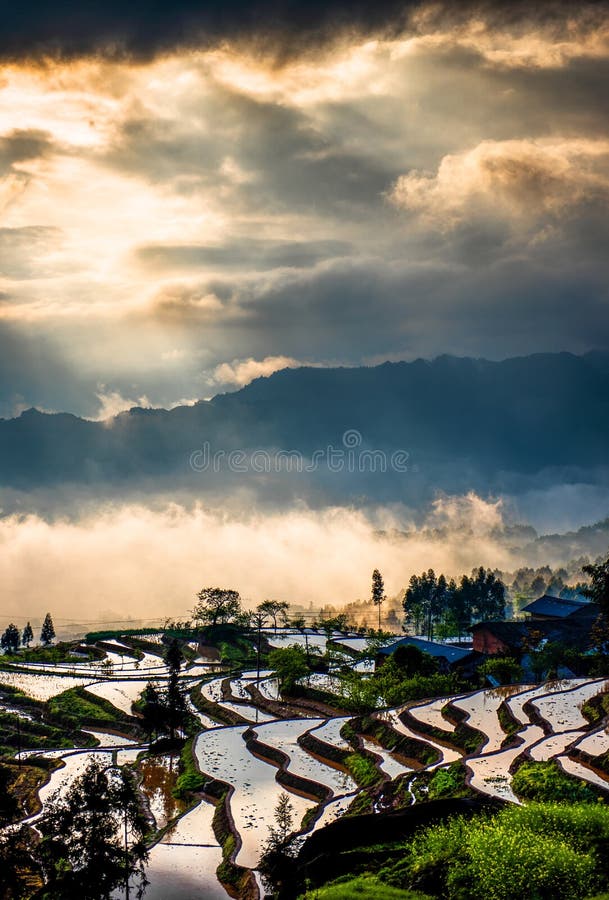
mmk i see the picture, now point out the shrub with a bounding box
[383,803,609,900]
[512,761,602,803]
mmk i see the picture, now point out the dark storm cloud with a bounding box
[1,1,608,61]
[0,0,415,60]
[103,85,395,218]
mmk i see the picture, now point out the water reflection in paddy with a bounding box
[408,695,461,732]
[136,798,227,900]
[558,756,609,792]
[86,680,150,716]
[360,736,412,781]
[254,719,356,795]
[140,754,186,831]
[194,726,314,868]
[200,677,275,723]
[379,708,462,766]
[453,685,529,752]
[311,793,358,832]
[467,724,545,803]
[505,680,581,725]
[533,680,609,731]
[308,717,352,751]
[575,726,609,757]
[528,730,587,761]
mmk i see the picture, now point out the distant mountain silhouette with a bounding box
[1,351,609,504]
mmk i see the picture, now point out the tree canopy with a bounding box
[37,760,148,899]
[192,587,242,627]
[40,612,56,646]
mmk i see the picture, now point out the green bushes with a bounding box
[382,803,609,900]
[478,657,523,685]
[512,761,603,803]
[427,762,469,800]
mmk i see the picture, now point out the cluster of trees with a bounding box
[403,566,506,640]
[0,613,54,653]
[1,759,149,899]
[191,588,292,633]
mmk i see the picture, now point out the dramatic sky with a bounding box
[1,0,608,419]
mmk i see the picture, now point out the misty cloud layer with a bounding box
[0,491,599,626]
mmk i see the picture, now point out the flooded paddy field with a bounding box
[7,627,609,900]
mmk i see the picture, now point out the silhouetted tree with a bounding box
[40,612,56,646]
[259,792,298,896]
[268,645,309,694]
[372,569,385,630]
[37,760,148,899]
[192,588,242,627]
[1,623,20,653]
[163,639,187,741]
[403,569,447,640]
[460,567,505,622]
[583,552,609,615]
[258,600,290,632]
[140,682,164,742]
[22,621,33,648]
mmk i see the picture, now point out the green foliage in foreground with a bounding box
[382,803,609,900]
[298,875,431,899]
[512,761,604,803]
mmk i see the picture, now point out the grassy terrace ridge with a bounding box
[297,875,432,899]
[46,686,142,737]
[354,714,440,767]
[582,692,609,726]
[84,627,165,643]
[398,700,485,755]
[291,801,609,900]
[0,640,103,665]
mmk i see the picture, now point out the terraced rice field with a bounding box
[194,726,315,868]
[8,633,609,900]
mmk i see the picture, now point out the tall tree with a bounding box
[258,600,290,632]
[250,609,268,683]
[445,578,471,643]
[403,569,447,640]
[583,552,609,615]
[37,760,148,899]
[140,681,164,743]
[1,623,20,653]
[40,612,56,646]
[163,639,187,741]
[466,567,506,621]
[192,587,242,627]
[22,621,33,648]
[371,569,385,630]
